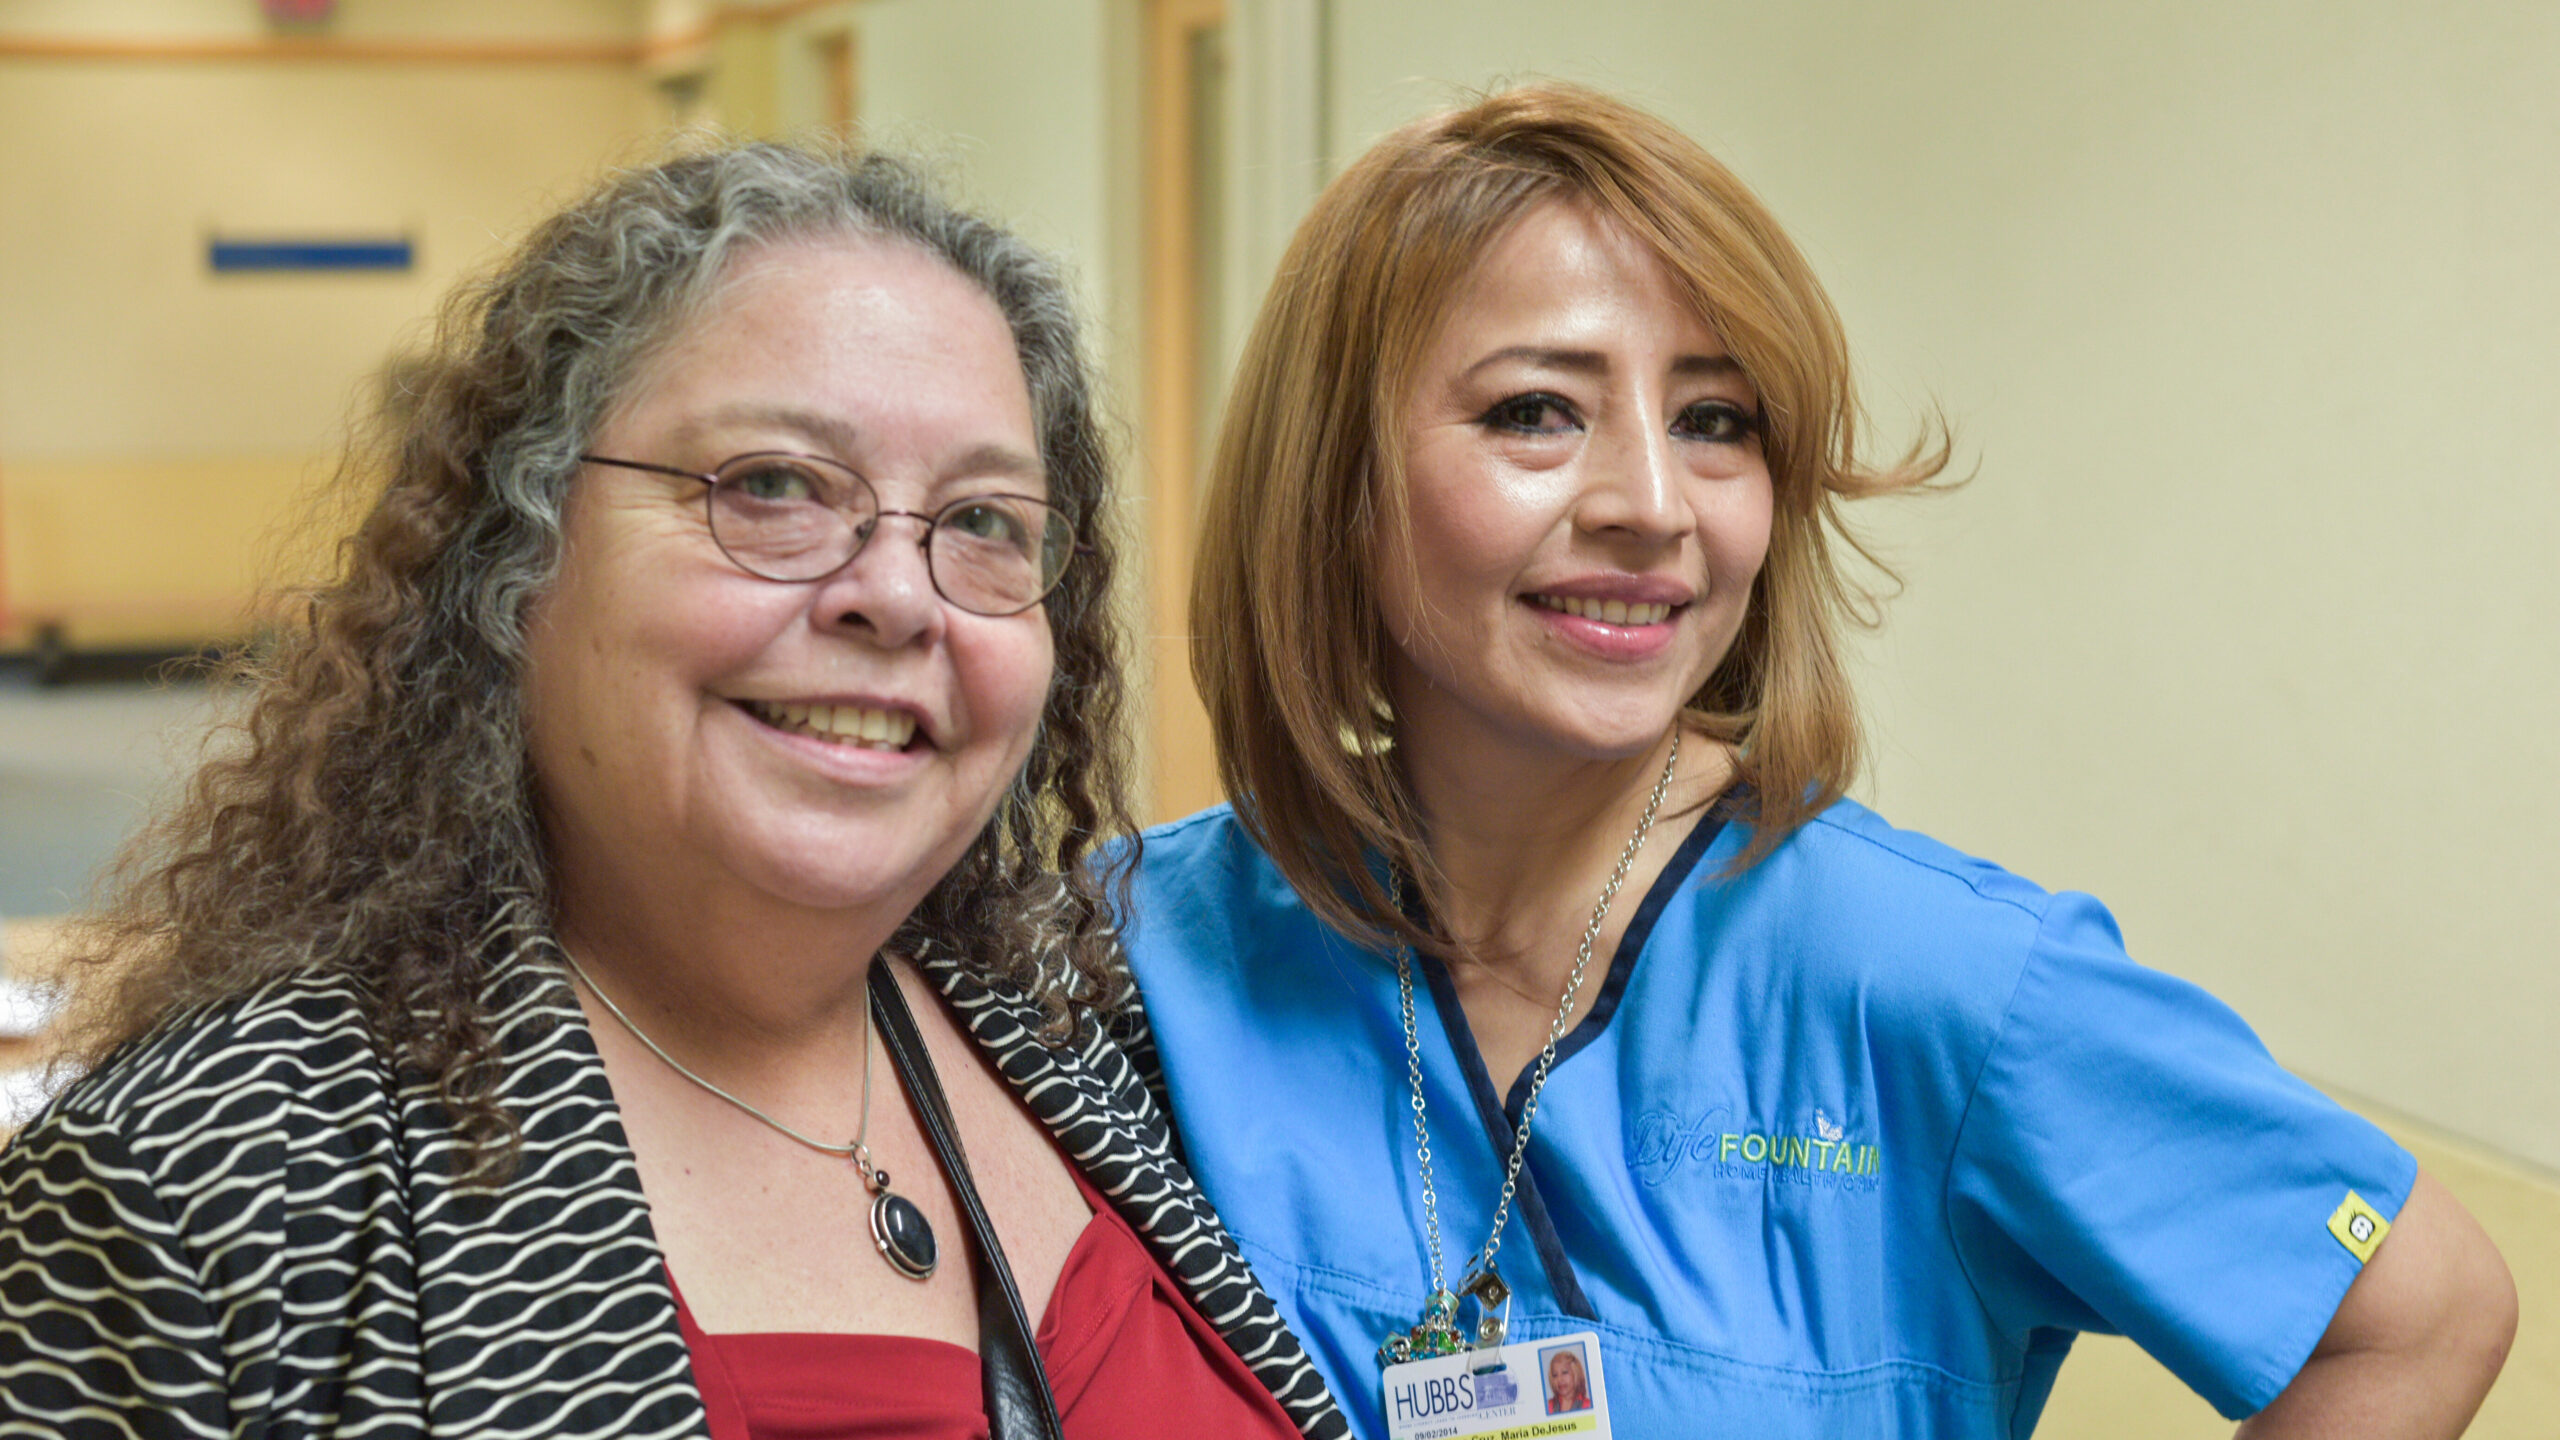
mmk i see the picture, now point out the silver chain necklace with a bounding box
[562,949,940,1280]
[1379,730,1680,1367]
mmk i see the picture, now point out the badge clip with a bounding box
[1460,1265,1513,1352]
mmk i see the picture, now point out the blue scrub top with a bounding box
[1121,799,2414,1439]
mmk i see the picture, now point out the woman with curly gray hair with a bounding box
[0,142,1342,1440]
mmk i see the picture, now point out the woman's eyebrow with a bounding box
[944,442,1045,487]
[678,407,1041,483]
[1463,345,1609,379]
[1670,354,1748,380]
[1461,346,1747,380]
[682,402,863,455]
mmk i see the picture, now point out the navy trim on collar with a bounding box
[1411,804,1729,1323]
[1417,952,1598,1319]
[1505,804,1728,1117]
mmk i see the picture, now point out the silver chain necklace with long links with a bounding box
[1379,729,1680,1367]
[562,949,940,1280]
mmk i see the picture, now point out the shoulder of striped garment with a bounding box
[920,956,1351,1440]
[0,920,710,1440]
[1099,988,1183,1154]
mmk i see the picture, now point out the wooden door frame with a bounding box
[1140,0,1226,822]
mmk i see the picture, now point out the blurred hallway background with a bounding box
[2,3,2551,1433]
[0,678,210,917]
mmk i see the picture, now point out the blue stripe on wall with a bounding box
[209,238,414,272]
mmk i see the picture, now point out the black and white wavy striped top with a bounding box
[0,930,1350,1439]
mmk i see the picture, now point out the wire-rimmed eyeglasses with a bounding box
[578,452,1080,617]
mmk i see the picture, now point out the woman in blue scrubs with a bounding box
[1121,83,2514,1437]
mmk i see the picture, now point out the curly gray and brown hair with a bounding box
[68,140,1134,1178]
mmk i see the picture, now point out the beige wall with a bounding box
[0,0,644,43]
[0,0,656,642]
[646,0,1130,405]
[780,0,1121,286]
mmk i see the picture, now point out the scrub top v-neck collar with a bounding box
[1407,806,1731,1320]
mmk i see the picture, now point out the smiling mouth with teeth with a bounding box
[744,700,920,751]
[1532,595,1675,627]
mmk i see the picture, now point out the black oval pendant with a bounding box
[870,1191,937,1279]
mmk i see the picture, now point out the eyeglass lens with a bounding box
[705,454,1072,615]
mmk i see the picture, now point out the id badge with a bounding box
[1381,1330,1610,1440]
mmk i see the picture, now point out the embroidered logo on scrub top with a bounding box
[2326,1190,2391,1264]
[1631,1105,1883,1190]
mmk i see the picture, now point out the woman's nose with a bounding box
[814,513,945,647]
[1576,414,1692,541]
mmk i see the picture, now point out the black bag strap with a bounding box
[867,959,1066,1440]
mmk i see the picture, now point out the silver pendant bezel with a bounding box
[870,1190,938,1280]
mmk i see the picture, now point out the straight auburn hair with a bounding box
[1190,82,1946,955]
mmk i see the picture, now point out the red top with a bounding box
[673,1168,1303,1440]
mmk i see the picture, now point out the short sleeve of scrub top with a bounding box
[1945,891,2418,1418]
[1121,800,2416,1439]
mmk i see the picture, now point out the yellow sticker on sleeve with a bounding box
[2326,1190,2391,1264]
